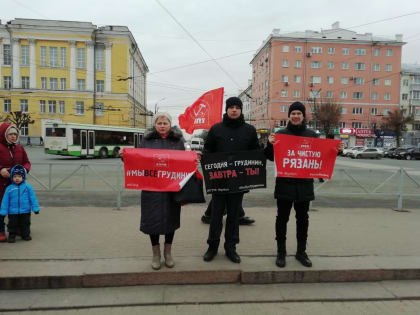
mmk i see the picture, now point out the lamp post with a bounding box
[154,97,166,114]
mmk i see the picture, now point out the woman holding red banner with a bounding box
[265,102,343,269]
[137,112,186,270]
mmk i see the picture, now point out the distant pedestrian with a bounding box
[0,165,40,243]
[40,137,44,145]
[0,123,31,242]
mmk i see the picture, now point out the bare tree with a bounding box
[311,99,342,138]
[0,111,35,130]
[380,108,414,147]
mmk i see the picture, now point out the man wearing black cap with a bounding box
[202,97,259,263]
[265,101,343,268]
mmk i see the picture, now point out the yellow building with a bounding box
[0,18,148,142]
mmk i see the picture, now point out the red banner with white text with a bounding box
[178,87,224,134]
[274,134,340,179]
[123,148,197,191]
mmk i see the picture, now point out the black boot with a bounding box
[8,234,16,243]
[203,242,219,262]
[295,242,312,267]
[276,241,286,268]
[224,244,241,263]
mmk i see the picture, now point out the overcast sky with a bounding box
[2,0,420,126]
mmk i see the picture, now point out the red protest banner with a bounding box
[274,134,340,179]
[123,148,197,191]
[178,87,224,134]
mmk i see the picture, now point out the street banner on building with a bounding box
[273,134,340,179]
[178,87,224,134]
[123,148,197,191]
[201,150,266,194]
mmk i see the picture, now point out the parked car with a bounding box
[391,147,415,159]
[348,147,366,158]
[344,146,365,157]
[396,147,420,160]
[352,148,383,159]
[383,147,397,158]
[190,137,204,151]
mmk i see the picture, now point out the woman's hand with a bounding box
[337,142,344,152]
[196,151,202,163]
[119,149,124,159]
[0,168,10,178]
[268,134,276,144]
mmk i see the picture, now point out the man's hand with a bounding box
[338,142,344,152]
[268,134,275,144]
[0,168,10,178]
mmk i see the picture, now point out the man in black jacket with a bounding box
[202,97,259,263]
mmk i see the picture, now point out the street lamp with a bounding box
[154,97,166,114]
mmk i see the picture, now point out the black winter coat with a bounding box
[265,122,318,202]
[139,127,185,235]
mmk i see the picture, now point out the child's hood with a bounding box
[10,164,27,183]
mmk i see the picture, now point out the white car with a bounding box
[190,138,204,151]
[344,146,365,157]
[353,148,383,159]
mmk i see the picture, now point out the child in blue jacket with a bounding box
[0,164,39,243]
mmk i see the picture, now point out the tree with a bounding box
[311,99,342,138]
[0,111,35,130]
[380,108,414,147]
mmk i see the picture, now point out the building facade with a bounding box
[238,83,252,123]
[401,63,420,146]
[0,18,148,141]
[250,22,404,143]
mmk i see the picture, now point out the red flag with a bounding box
[178,87,224,134]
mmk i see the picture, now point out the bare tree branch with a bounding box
[311,99,342,138]
[381,109,414,147]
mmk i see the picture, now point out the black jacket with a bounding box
[204,114,259,153]
[265,122,318,202]
[139,127,185,235]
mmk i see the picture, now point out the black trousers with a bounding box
[0,215,5,233]
[8,213,31,237]
[204,198,246,218]
[275,199,310,252]
[149,232,175,246]
[207,193,243,250]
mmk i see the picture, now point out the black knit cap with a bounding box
[288,101,306,117]
[225,97,243,112]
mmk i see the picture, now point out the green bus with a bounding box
[44,122,145,158]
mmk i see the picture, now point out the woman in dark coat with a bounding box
[138,112,185,270]
[265,102,342,268]
[0,123,31,242]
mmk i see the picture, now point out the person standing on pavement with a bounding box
[133,112,187,270]
[202,97,260,264]
[0,123,31,242]
[265,102,343,268]
[200,198,255,225]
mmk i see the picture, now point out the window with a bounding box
[374,48,380,56]
[294,60,302,68]
[372,92,378,100]
[384,93,391,100]
[327,76,334,84]
[294,75,301,83]
[294,46,302,53]
[354,63,365,70]
[50,78,58,90]
[309,90,321,98]
[371,108,378,115]
[353,107,363,114]
[353,92,364,99]
[311,61,321,69]
[355,48,366,55]
[374,64,380,71]
[385,64,392,72]
[413,123,420,130]
[95,103,104,116]
[20,99,28,112]
[3,44,11,65]
[280,105,288,112]
[3,76,11,89]
[340,91,347,99]
[48,100,56,114]
[342,47,349,55]
[311,46,322,54]
[327,47,335,54]
[352,122,362,128]
[282,45,289,53]
[76,101,84,114]
[60,78,66,90]
[341,77,348,84]
[40,100,46,113]
[60,47,67,67]
[413,91,420,99]
[327,61,334,69]
[21,76,30,89]
[49,47,58,67]
[354,77,364,85]
[281,89,288,97]
[384,79,391,86]
[95,47,104,70]
[340,122,346,128]
[402,93,408,100]
[403,79,409,86]
[341,107,347,114]
[59,101,65,114]
[414,76,420,84]
[21,45,29,66]
[95,80,104,92]
[77,79,85,91]
[40,46,47,66]
[342,62,349,70]
[386,49,393,56]
[279,120,287,127]
[310,76,321,84]
[293,90,300,97]
[41,77,47,89]
[3,99,11,113]
[373,78,379,86]
[77,48,85,69]
[282,59,289,67]
[326,91,333,98]
[20,123,28,136]
[383,109,390,115]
